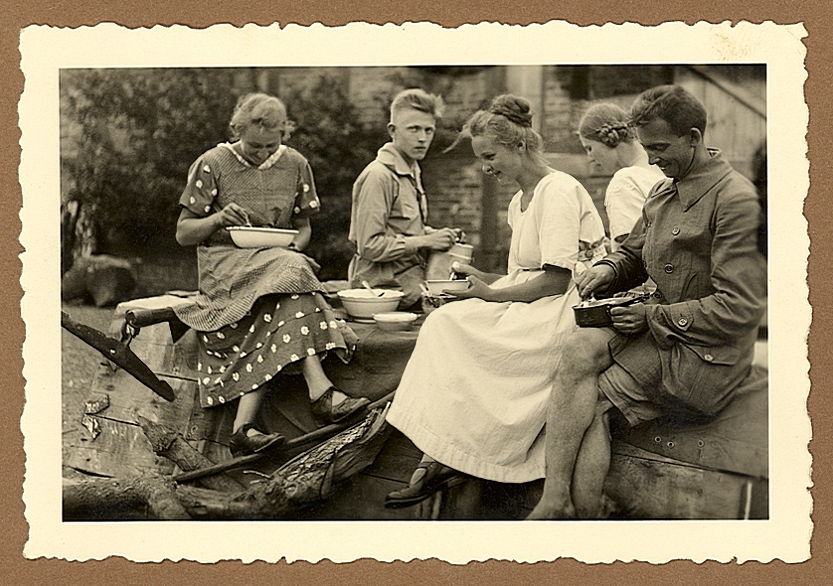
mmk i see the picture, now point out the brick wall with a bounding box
[260,65,765,274]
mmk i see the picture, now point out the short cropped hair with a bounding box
[630,85,707,137]
[390,88,444,121]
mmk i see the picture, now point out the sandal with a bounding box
[229,423,285,457]
[384,460,467,509]
[311,387,370,424]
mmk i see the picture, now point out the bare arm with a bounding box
[454,265,573,303]
[290,215,312,251]
[176,204,250,246]
[451,262,504,285]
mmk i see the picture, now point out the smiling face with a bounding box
[579,137,620,175]
[388,107,437,164]
[635,117,698,180]
[471,134,524,184]
[236,124,284,167]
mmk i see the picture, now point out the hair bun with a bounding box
[489,95,533,128]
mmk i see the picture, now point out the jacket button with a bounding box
[672,227,680,235]
[664,263,674,273]
[678,317,688,327]
[653,291,663,298]
[704,354,714,362]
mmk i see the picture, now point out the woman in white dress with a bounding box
[577,103,665,251]
[384,95,607,508]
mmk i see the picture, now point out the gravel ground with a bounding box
[61,303,116,477]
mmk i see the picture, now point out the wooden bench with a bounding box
[64,293,768,520]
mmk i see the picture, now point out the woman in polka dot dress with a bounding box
[174,93,369,457]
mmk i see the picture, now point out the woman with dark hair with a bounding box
[174,93,368,457]
[383,94,607,508]
[578,103,665,251]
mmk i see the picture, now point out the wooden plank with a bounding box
[64,417,174,477]
[604,442,766,519]
[113,294,194,320]
[361,451,421,484]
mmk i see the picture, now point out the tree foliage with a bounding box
[62,68,239,253]
[281,74,387,280]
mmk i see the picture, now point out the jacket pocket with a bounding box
[667,343,741,413]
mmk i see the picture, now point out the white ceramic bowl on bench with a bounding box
[226,226,298,248]
[336,288,404,320]
[373,312,418,332]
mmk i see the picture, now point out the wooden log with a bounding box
[174,406,393,519]
[604,441,767,519]
[173,391,396,484]
[137,416,242,493]
[63,475,190,521]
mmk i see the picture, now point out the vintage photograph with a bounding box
[20,22,810,563]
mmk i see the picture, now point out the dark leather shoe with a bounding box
[310,387,370,424]
[229,423,285,457]
[384,460,467,509]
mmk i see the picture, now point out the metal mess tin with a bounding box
[573,295,648,327]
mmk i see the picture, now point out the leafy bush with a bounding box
[62,68,239,254]
[281,74,387,280]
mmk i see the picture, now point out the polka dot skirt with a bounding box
[196,292,347,408]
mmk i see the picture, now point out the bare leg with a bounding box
[303,355,358,411]
[527,328,615,519]
[571,401,613,518]
[232,387,268,434]
[302,355,336,401]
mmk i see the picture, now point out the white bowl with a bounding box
[226,226,298,248]
[336,288,405,319]
[373,312,418,331]
[425,279,471,296]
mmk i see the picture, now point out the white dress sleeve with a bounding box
[533,174,588,272]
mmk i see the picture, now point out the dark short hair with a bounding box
[630,85,707,137]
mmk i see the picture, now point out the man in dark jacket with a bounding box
[528,85,766,519]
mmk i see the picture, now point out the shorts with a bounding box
[598,330,665,427]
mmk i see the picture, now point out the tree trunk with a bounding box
[62,475,190,521]
[61,199,98,275]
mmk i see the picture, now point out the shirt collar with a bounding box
[377,142,419,178]
[673,148,734,210]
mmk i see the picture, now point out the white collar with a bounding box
[222,142,287,170]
